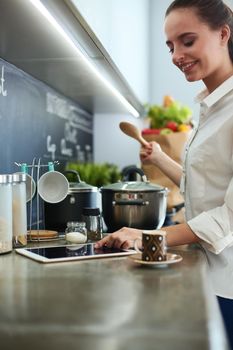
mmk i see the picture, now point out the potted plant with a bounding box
[65,162,121,187]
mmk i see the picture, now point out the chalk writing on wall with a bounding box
[0,59,93,173]
[45,92,92,161]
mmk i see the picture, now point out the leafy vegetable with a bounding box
[145,97,192,129]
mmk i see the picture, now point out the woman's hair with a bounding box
[166,0,233,63]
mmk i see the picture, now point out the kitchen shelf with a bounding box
[0,0,145,116]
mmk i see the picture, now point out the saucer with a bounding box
[128,252,183,267]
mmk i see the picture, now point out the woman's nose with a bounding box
[172,48,185,66]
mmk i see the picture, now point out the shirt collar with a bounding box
[195,75,233,108]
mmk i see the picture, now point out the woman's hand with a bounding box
[94,227,142,250]
[140,141,163,165]
[140,140,182,187]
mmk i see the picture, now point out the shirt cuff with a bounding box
[187,211,233,254]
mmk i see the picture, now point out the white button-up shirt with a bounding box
[181,75,233,298]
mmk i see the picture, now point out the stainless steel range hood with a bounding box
[0,0,144,116]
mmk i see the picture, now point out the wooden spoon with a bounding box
[119,122,149,147]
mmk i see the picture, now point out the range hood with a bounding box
[0,0,144,116]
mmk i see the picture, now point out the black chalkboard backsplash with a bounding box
[0,58,93,230]
[0,58,93,173]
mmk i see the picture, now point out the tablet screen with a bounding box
[16,243,136,263]
[27,244,123,258]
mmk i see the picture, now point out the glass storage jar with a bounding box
[82,207,103,242]
[0,174,13,254]
[65,221,87,244]
[12,173,27,248]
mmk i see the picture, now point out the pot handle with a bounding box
[64,170,82,183]
[121,166,148,182]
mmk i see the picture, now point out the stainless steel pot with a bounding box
[44,170,98,232]
[101,167,168,232]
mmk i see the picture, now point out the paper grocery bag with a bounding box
[142,132,191,210]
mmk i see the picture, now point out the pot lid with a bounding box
[101,180,165,192]
[65,170,98,193]
[69,181,98,193]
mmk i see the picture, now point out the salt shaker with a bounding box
[12,173,27,248]
[65,221,87,244]
[0,174,13,254]
[82,207,103,242]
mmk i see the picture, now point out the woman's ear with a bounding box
[220,24,231,46]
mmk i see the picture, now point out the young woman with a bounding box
[96,0,233,346]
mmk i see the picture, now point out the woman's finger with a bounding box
[94,235,110,248]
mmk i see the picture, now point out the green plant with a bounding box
[65,162,121,187]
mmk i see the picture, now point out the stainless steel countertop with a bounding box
[0,243,228,350]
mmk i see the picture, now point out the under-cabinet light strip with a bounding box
[29,0,139,117]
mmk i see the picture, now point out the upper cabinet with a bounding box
[71,0,150,104]
[0,0,145,116]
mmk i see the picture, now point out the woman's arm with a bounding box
[95,223,200,250]
[164,223,200,246]
[140,141,182,187]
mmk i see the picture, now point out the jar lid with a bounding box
[82,207,100,216]
[0,174,13,184]
[12,173,27,183]
[67,221,86,227]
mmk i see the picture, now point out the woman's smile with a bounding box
[179,60,198,73]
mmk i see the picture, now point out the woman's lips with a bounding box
[179,61,198,73]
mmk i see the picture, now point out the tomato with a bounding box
[142,128,161,135]
[165,121,178,132]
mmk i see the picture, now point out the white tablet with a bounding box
[15,243,136,263]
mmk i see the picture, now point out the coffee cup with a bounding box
[38,163,69,203]
[134,230,167,262]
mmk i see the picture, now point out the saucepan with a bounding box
[44,170,98,232]
[100,167,168,232]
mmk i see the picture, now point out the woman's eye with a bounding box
[169,47,174,54]
[184,40,194,47]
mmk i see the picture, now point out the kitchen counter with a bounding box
[0,243,228,350]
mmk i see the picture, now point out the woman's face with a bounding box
[164,8,230,90]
